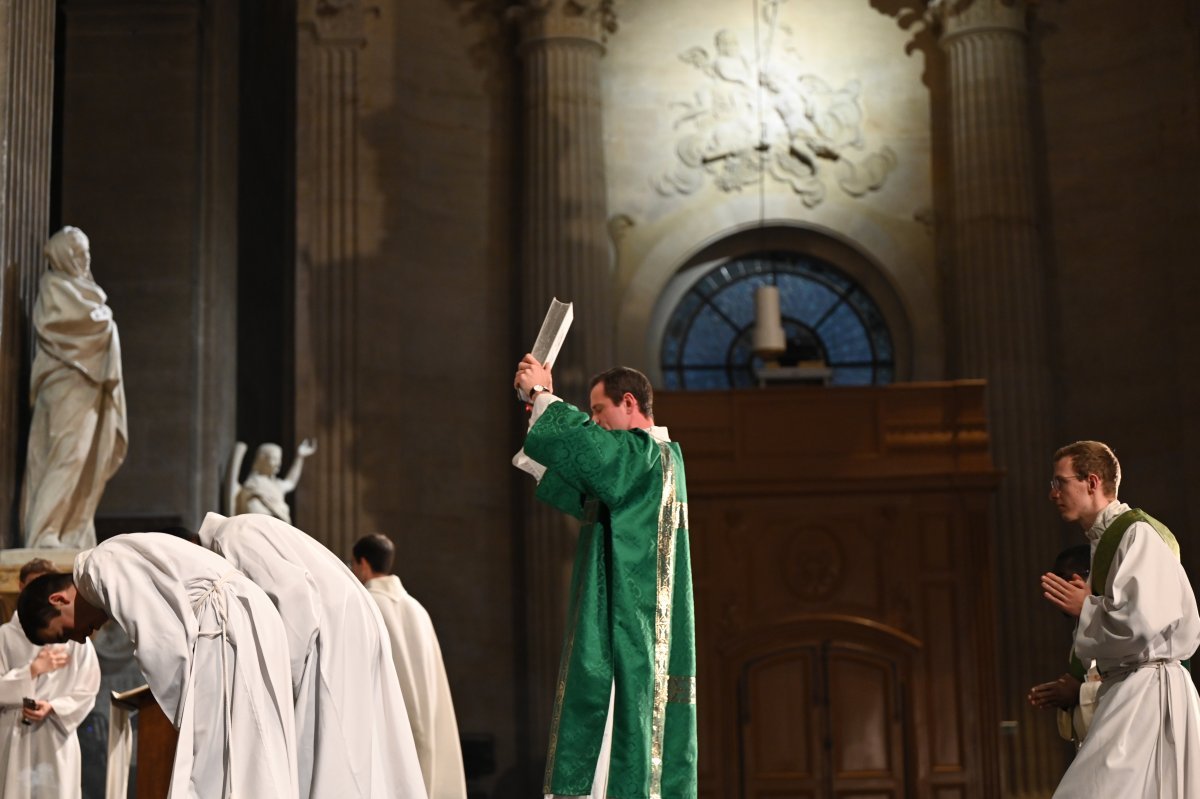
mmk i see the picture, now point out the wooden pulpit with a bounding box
[110,685,179,799]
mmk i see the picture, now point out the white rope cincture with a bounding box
[192,571,237,797]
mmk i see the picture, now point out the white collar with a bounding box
[365,574,407,598]
[639,425,671,443]
[1085,499,1130,544]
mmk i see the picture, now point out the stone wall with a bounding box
[57,0,238,531]
[1038,0,1200,562]
[307,0,522,789]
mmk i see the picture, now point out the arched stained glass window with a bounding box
[661,251,895,389]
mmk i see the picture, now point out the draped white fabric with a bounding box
[22,268,127,548]
[0,613,99,799]
[75,534,298,799]
[1054,501,1200,797]
[198,512,427,799]
[365,575,466,799]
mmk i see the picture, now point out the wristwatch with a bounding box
[530,384,549,399]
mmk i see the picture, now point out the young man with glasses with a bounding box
[1041,440,1200,797]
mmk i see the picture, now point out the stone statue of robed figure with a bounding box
[22,226,128,548]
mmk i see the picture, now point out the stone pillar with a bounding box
[514,0,616,772]
[938,1,1060,794]
[294,0,372,554]
[0,0,55,547]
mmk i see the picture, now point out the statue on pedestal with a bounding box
[226,439,317,524]
[22,227,127,549]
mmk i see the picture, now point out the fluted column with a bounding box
[514,0,616,773]
[294,0,370,554]
[0,0,55,547]
[938,1,1059,795]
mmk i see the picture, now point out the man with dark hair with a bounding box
[352,532,395,574]
[1041,440,1200,797]
[0,559,100,799]
[17,533,298,799]
[588,367,653,422]
[513,354,696,799]
[197,512,426,799]
[351,533,467,799]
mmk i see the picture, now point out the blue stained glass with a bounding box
[660,250,895,389]
[712,275,774,329]
[682,304,738,365]
[670,293,703,330]
[816,303,871,362]
[729,334,755,368]
[802,259,854,292]
[776,274,840,326]
[830,366,873,386]
[683,369,730,390]
[661,334,681,365]
[870,327,893,361]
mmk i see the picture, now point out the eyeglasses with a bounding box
[1049,475,1084,492]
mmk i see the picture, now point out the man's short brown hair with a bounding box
[589,367,654,419]
[1055,440,1121,497]
[18,558,56,586]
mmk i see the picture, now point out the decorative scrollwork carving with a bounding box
[654,19,896,206]
[783,527,844,603]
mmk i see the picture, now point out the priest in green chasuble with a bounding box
[513,356,698,799]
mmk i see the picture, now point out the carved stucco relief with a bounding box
[654,14,897,207]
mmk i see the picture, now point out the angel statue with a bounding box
[225,439,317,524]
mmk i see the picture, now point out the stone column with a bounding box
[294,0,372,554]
[938,1,1060,794]
[0,0,55,547]
[513,0,616,772]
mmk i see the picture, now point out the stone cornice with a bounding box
[510,0,617,49]
[298,0,378,46]
[931,0,1029,40]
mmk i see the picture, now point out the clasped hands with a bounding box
[1027,572,1089,711]
[1041,572,1089,617]
[1028,673,1082,710]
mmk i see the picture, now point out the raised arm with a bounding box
[279,438,317,493]
[524,401,649,507]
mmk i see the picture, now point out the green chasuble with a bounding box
[524,400,698,799]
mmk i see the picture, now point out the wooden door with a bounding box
[739,638,911,799]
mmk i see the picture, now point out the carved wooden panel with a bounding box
[657,384,1000,798]
[733,633,914,799]
[742,648,819,785]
